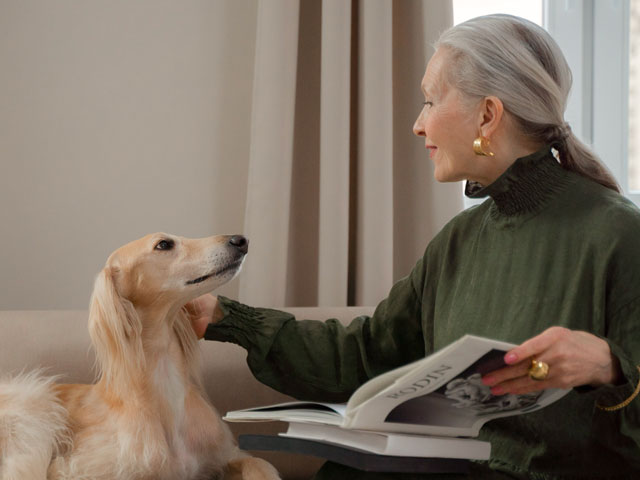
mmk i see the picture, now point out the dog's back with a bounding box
[0,371,69,480]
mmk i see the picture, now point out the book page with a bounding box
[224,402,347,424]
[344,335,569,436]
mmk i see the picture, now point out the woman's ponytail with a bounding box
[559,132,620,192]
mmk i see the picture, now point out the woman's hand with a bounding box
[184,294,223,340]
[482,327,623,395]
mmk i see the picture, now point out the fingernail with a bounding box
[482,376,495,386]
[491,386,505,395]
[505,353,518,364]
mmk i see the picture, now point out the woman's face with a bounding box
[413,49,480,183]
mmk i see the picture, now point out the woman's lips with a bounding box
[426,145,437,158]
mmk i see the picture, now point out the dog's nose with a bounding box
[228,235,249,254]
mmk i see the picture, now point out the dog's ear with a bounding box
[88,267,144,394]
[175,306,202,386]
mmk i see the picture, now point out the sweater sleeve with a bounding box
[204,254,429,403]
[586,205,640,454]
[592,297,640,453]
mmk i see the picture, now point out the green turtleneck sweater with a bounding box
[206,147,640,479]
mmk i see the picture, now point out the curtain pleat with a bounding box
[239,0,301,306]
[317,0,353,306]
[286,0,322,307]
[354,0,395,306]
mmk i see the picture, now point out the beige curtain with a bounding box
[239,0,462,308]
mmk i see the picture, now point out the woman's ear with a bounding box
[88,267,144,396]
[477,95,504,138]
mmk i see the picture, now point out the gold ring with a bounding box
[528,359,549,381]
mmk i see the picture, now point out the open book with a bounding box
[225,335,569,459]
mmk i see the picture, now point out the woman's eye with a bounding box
[423,101,433,108]
[155,240,174,251]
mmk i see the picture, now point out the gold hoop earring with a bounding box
[473,136,494,157]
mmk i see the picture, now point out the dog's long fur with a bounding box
[0,233,279,480]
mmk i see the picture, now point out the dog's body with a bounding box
[0,233,279,480]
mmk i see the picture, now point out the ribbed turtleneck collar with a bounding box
[465,146,572,218]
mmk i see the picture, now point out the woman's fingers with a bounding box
[503,326,570,366]
[482,327,621,394]
[482,360,532,388]
[184,294,220,339]
[481,328,562,391]
[490,374,553,395]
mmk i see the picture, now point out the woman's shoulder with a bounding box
[570,174,640,223]
[566,174,640,245]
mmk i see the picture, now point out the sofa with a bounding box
[0,306,374,479]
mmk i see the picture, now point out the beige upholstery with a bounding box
[0,306,374,479]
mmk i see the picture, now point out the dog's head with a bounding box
[88,233,248,390]
[103,233,248,307]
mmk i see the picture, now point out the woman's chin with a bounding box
[433,168,456,183]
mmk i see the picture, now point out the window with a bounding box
[547,0,635,202]
[453,0,543,26]
[629,0,640,191]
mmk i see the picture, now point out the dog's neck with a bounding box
[139,303,182,351]
[140,302,199,377]
[97,302,201,416]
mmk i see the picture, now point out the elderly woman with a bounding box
[190,15,640,479]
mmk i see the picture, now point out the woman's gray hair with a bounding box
[437,14,620,192]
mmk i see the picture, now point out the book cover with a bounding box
[281,422,491,459]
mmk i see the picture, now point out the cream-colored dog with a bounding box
[0,233,279,480]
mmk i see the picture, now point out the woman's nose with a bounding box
[413,115,425,137]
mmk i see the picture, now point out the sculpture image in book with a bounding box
[224,335,569,459]
[380,348,546,435]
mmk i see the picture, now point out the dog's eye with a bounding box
[154,239,174,251]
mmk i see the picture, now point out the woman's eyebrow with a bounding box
[422,84,438,99]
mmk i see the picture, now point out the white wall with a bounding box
[0,0,258,309]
